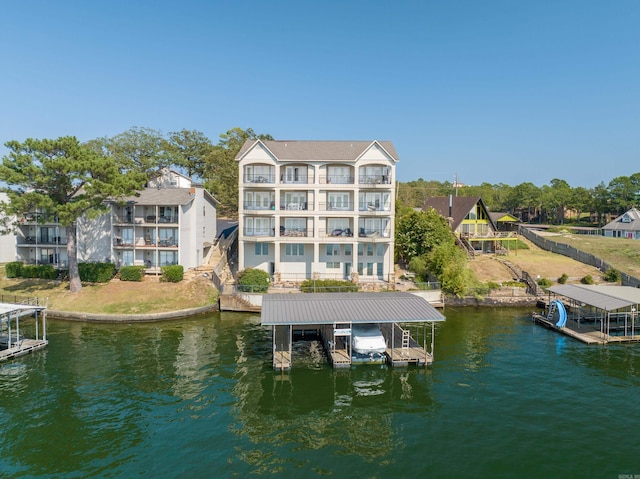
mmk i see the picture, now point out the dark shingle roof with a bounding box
[423,196,496,231]
[261,292,445,326]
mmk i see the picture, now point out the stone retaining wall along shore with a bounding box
[48,303,219,322]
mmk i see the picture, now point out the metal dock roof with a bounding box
[261,292,446,326]
[546,284,640,311]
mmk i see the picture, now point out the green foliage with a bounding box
[558,273,569,284]
[236,268,270,293]
[78,262,116,283]
[161,265,184,283]
[119,265,145,282]
[20,265,41,278]
[502,280,527,288]
[581,275,594,285]
[604,268,621,283]
[37,264,58,279]
[300,279,358,292]
[395,209,454,264]
[537,277,552,287]
[203,128,273,217]
[486,281,501,290]
[5,262,22,278]
[426,241,473,296]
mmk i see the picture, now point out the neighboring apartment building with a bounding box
[236,140,398,283]
[14,170,218,271]
[0,192,17,263]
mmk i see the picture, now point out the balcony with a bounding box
[279,226,310,238]
[244,174,275,184]
[357,228,390,239]
[319,175,354,184]
[243,228,276,238]
[280,202,308,211]
[318,202,354,212]
[358,175,391,185]
[19,236,66,245]
[279,174,309,185]
[244,201,276,211]
[358,203,390,213]
[319,228,354,238]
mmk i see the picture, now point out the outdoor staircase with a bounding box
[401,328,410,357]
[500,260,544,296]
[456,236,475,258]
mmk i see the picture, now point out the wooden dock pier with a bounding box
[0,300,48,362]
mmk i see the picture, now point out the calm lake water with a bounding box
[1,307,639,478]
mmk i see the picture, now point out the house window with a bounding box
[326,244,340,256]
[255,243,268,255]
[326,262,340,269]
[376,244,385,256]
[159,251,178,266]
[367,263,374,275]
[121,250,133,266]
[285,244,304,256]
[328,192,350,210]
[345,244,352,256]
[358,244,363,256]
[367,244,374,256]
[358,263,364,274]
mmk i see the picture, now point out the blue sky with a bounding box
[1,0,638,188]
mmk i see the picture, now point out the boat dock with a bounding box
[0,300,48,362]
[263,292,445,370]
[534,284,640,345]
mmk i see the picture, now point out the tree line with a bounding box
[397,174,640,225]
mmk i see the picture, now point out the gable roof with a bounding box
[422,196,497,231]
[602,207,640,231]
[489,212,519,223]
[235,140,399,162]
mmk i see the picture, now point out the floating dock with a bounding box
[0,301,48,362]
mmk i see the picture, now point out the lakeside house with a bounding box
[423,196,518,255]
[602,207,640,239]
[11,170,218,273]
[235,139,398,283]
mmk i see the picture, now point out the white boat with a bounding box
[352,324,387,355]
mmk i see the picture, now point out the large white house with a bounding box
[236,139,398,283]
[13,170,218,272]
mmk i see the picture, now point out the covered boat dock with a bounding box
[261,292,446,370]
[0,301,48,361]
[533,284,640,344]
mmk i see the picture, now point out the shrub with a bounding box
[486,281,501,290]
[119,265,145,281]
[502,281,527,288]
[78,262,116,283]
[21,264,40,278]
[300,279,358,293]
[161,265,184,283]
[237,268,270,292]
[581,275,594,285]
[537,277,552,288]
[37,264,58,280]
[604,268,621,283]
[5,262,23,278]
[558,273,569,284]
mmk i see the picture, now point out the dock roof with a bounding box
[547,284,640,311]
[261,292,445,326]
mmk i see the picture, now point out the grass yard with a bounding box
[0,265,218,314]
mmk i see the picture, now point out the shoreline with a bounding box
[47,303,219,322]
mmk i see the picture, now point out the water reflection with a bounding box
[228,330,439,473]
